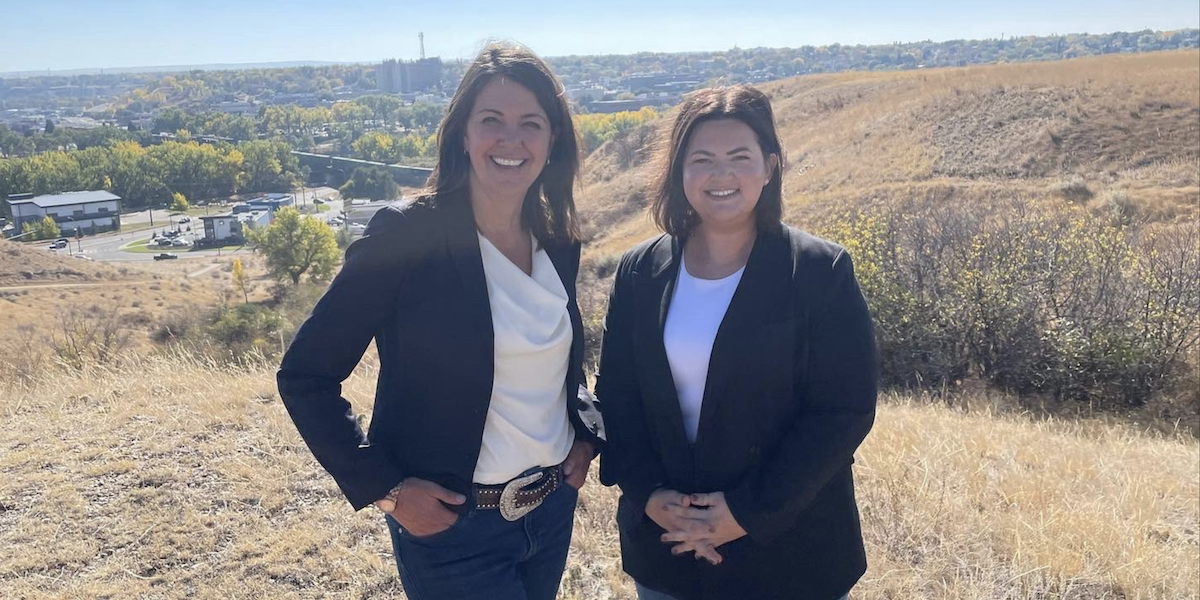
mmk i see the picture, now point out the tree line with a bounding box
[0,138,301,218]
[5,29,1195,116]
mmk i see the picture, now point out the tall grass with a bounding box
[0,355,1195,599]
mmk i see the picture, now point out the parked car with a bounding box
[153,252,178,260]
[156,238,173,247]
[177,216,191,224]
[348,222,367,234]
[49,238,69,249]
[170,239,191,247]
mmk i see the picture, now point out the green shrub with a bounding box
[812,197,1199,408]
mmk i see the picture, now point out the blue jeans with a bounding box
[386,478,578,600]
[636,581,850,600]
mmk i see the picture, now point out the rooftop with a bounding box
[9,190,121,208]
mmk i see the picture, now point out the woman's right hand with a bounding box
[378,477,467,537]
[645,488,723,564]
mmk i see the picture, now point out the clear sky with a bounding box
[1,0,1197,73]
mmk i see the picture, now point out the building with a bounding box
[198,210,271,247]
[623,72,702,93]
[246,193,294,213]
[8,190,121,235]
[588,98,671,114]
[377,58,443,94]
[199,213,243,246]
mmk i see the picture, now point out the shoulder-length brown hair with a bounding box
[423,42,581,243]
[650,85,785,237]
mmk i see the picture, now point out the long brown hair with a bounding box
[650,85,785,237]
[424,42,581,243]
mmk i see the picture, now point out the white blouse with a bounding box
[472,232,575,484]
[663,254,745,443]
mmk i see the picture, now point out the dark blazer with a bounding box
[596,222,878,600]
[277,194,600,512]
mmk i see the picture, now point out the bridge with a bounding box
[292,152,433,189]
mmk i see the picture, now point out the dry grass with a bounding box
[578,50,1200,261]
[0,356,1195,599]
[0,240,132,287]
[0,252,276,376]
[1,50,1198,600]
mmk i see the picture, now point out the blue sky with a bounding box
[1,0,1197,73]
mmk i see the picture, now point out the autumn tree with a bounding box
[232,258,249,303]
[22,216,61,241]
[170,192,189,213]
[247,207,339,285]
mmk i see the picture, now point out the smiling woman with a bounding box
[276,42,601,600]
[597,86,875,600]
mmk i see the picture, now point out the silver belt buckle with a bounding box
[499,471,546,521]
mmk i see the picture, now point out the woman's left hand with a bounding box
[660,491,747,553]
[562,440,596,489]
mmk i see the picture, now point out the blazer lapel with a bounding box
[442,195,495,362]
[640,236,697,480]
[692,225,788,449]
[545,242,587,425]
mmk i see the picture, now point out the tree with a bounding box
[247,207,339,285]
[231,258,249,303]
[22,216,61,241]
[339,166,399,201]
[170,191,189,213]
[43,119,55,134]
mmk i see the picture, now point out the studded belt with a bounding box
[475,465,563,521]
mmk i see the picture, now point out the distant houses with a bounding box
[6,190,121,236]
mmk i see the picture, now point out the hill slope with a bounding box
[0,239,133,287]
[578,50,1200,259]
[0,357,1195,598]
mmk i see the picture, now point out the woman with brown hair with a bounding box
[277,43,602,600]
[597,85,877,600]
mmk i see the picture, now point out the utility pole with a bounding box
[419,32,425,60]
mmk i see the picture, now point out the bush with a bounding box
[46,306,131,369]
[206,303,284,357]
[22,216,60,241]
[1052,176,1093,203]
[1100,189,1138,225]
[812,197,1199,408]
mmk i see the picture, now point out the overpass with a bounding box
[292,152,433,189]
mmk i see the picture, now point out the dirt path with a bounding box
[0,280,154,293]
[186,264,223,279]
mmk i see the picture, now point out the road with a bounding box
[49,229,246,263]
[34,188,345,263]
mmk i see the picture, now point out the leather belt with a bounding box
[475,465,562,521]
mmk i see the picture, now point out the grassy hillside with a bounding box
[0,244,275,379]
[576,51,1200,421]
[0,239,132,287]
[1,50,1197,600]
[0,355,1195,599]
[578,50,1199,258]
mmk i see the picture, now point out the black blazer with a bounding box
[596,223,878,600]
[277,194,600,511]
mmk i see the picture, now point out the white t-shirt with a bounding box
[473,233,575,484]
[663,254,745,443]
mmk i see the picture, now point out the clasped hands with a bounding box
[645,488,747,565]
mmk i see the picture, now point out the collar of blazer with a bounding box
[436,193,588,443]
[439,191,580,331]
[641,222,792,454]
